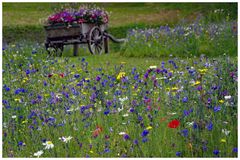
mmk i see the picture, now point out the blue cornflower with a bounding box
[15,89,21,94]
[202,145,207,152]
[207,121,213,131]
[181,129,188,137]
[81,58,85,62]
[213,149,219,156]
[193,122,198,129]
[141,129,149,137]
[142,137,148,143]
[138,116,143,121]
[123,134,130,140]
[183,110,190,117]
[232,147,238,153]
[104,109,110,115]
[18,141,25,146]
[74,74,80,79]
[25,69,31,75]
[182,97,188,103]
[96,75,101,81]
[133,139,138,145]
[104,148,110,153]
[32,50,37,54]
[176,151,181,157]
[213,106,221,112]
[129,108,134,112]
[106,101,112,107]
[5,87,10,92]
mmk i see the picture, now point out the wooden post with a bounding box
[73,44,78,56]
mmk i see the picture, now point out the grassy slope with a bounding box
[3,3,237,43]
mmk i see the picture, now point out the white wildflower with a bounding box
[119,132,126,135]
[12,115,17,119]
[167,112,177,115]
[122,113,129,117]
[42,141,54,149]
[149,66,157,69]
[59,136,73,143]
[224,95,231,100]
[222,129,230,136]
[118,107,124,112]
[33,150,44,158]
[186,121,194,127]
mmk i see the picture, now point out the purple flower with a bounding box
[232,147,238,153]
[182,97,188,103]
[207,121,213,131]
[74,74,80,79]
[213,106,221,112]
[141,129,149,137]
[133,139,138,145]
[176,151,181,157]
[213,149,219,156]
[96,75,101,81]
[142,137,148,143]
[104,109,110,115]
[181,129,188,137]
[123,134,130,140]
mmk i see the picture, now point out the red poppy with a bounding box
[48,74,53,78]
[168,119,180,128]
[59,73,64,78]
[92,125,103,138]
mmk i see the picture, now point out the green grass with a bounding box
[2,43,238,157]
[3,3,237,43]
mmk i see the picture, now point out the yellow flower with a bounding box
[89,150,94,154]
[22,120,28,124]
[171,87,179,92]
[149,66,157,69]
[192,81,201,86]
[121,62,126,64]
[104,92,108,95]
[44,94,50,97]
[146,126,153,130]
[14,98,21,102]
[198,68,208,75]
[220,139,226,143]
[219,100,224,103]
[117,72,126,80]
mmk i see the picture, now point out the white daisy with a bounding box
[119,132,126,135]
[42,141,54,150]
[224,95,231,100]
[33,150,44,157]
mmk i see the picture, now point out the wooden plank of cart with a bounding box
[44,23,125,56]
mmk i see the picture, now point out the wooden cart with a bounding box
[44,23,125,56]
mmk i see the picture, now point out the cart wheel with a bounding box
[88,26,104,55]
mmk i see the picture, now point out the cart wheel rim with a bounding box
[88,26,103,55]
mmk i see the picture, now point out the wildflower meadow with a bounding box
[2,2,238,158]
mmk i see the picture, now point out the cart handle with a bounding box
[104,32,126,43]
